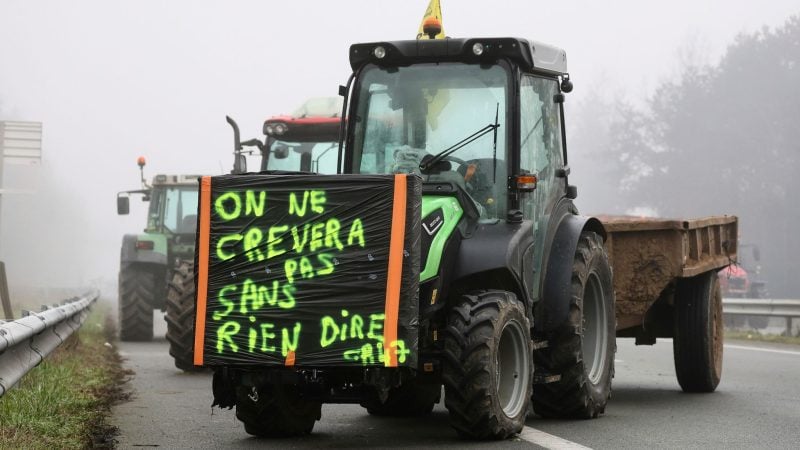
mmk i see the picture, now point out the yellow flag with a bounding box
[416,0,445,40]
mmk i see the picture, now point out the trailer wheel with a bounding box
[235,384,321,437]
[532,231,615,419]
[165,260,200,372]
[674,271,723,392]
[118,264,155,341]
[443,290,532,439]
[361,380,441,417]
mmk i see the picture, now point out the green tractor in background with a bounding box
[115,158,201,358]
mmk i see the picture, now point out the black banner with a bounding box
[194,174,420,368]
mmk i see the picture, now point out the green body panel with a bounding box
[137,232,169,257]
[420,196,464,282]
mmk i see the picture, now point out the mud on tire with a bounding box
[443,290,532,439]
[166,260,200,372]
[532,231,615,419]
[235,384,322,437]
[118,264,155,341]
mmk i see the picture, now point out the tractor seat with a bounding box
[179,214,197,234]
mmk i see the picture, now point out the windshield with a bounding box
[350,62,509,218]
[265,139,339,174]
[149,186,199,234]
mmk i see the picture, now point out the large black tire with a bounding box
[118,264,155,341]
[532,231,615,419]
[673,271,723,393]
[443,290,532,440]
[361,379,441,417]
[166,260,200,372]
[235,384,321,437]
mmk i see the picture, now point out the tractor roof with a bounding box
[263,97,342,143]
[349,37,567,76]
[151,174,202,187]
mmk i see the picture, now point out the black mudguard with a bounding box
[452,220,534,305]
[536,214,606,333]
[120,234,167,266]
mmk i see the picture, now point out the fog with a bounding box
[1,0,798,297]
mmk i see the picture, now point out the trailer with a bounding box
[602,215,737,392]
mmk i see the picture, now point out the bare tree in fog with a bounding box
[596,15,800,297]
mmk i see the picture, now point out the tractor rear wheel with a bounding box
[674,271,723,392]
[235,383,321,437]
[118,264,155,341]
[532,231,615,419]
[166,260,200,372]
[361,379,441,417]
[443,290,532,439]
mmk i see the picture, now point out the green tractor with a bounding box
[204,34,615,439]
[116,158,201,352]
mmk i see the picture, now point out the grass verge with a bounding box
[726,329,800,346]
[0,305,128,449]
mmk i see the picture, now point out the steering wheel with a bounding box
[442,155,467,168]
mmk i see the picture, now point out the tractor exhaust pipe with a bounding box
[226,116,246,174]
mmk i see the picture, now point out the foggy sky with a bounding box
[0,0,797,290]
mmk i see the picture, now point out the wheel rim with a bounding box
[582,272,609,384]
[496,319,530,418]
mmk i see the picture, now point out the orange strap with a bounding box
[284,350,296,366]
[464,164,477,182]
[383,174,407,367]
[193,176,212,366]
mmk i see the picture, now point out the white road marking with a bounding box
[518,426,592,449]
[724,344,800,356]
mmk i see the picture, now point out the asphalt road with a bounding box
[112,316,800,449]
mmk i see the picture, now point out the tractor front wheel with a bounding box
[361,379,441,417]
[235,383,321,437]
[443,290,532,439]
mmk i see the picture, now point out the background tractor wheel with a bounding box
[674,271,723,392]
[166,260,200,372]
[443,290,532,440]
[361,380,441,417]
[118,264,155,341]
[235,384,321,437]
[532,231,615,419]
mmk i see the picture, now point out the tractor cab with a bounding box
[144,174,202,238]
[343,38,572,225]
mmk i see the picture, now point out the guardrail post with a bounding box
[0,261,12,320]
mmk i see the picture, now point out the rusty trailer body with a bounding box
[600,215,738,338]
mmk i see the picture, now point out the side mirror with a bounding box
[273,146,290,160]
[117,195,130,215]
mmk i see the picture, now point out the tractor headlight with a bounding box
[373,46,386,59]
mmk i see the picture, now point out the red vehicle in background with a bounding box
[720,244,768,328]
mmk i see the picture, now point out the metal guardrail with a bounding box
[722,298,800,335]
[0,289,99,397]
